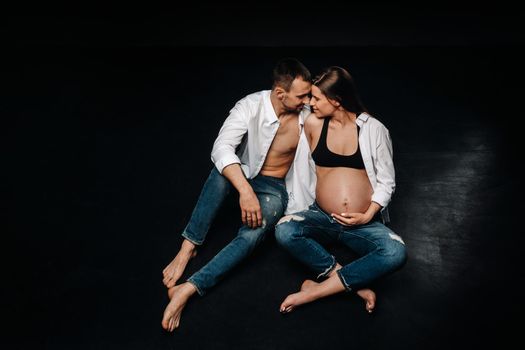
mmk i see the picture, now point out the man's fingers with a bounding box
[248,212,255,228]
[242,208,263,228]
[252,212,260,228]
[252,209,262,228]
[242,210,248,225]
[246,213,253,228]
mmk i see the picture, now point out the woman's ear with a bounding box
[328,98,340,107]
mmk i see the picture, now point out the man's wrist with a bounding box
[238,184,253,196]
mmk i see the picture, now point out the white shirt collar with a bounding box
[263,90,279,124]
[356,112,370,126]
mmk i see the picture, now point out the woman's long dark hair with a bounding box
[313,66,367,114]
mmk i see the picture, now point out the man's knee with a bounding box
[260,195,285,218]
[274,215,305,246]
[237,228,265,247]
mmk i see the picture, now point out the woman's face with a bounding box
[309,85,338,117]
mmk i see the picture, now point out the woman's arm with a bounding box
[371,124,395,208]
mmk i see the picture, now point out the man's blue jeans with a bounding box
[182,167,288,296]
[274,202,406,291]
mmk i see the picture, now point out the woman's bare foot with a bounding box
[326,263,343,278]
[161,283,197,332]
[280,280,319,314]
[162,240,197,288]
[356,288,376,313]
[280,275,376,314]
[279,291,309,314]
[300,279,318,291]
[327,264,375,313]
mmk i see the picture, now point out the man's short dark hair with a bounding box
[272,58,311,91]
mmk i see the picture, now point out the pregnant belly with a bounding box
[315,167,373,215]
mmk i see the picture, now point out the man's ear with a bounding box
[275,86,286,100]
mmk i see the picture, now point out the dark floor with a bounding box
[3,15,525,349]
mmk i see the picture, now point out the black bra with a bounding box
[311,117,365,169]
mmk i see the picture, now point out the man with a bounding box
[161,58,315,331]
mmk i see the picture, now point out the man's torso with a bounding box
[259,113,300,178]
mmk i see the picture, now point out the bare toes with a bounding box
[280,305,292,314]
[366,300,375,313]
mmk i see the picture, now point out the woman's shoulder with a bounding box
[304,113,323,127]
[304,113,324,136]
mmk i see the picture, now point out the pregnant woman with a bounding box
[275,66,407,313]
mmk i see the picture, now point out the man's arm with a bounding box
[210,98,262,228]
[222,164,262,228]
[211,100,249,174]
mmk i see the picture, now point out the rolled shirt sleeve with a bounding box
[371,125,395,208]
[211,100,250,174]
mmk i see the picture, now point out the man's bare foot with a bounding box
[356,288,376,313]
[162,240,197,288]
[161,283,196,332]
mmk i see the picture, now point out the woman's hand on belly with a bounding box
[331,201,382,226]
[331,212,373,226]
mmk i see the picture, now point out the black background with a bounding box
[3,4,525,349]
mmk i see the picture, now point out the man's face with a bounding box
[282,78,312,112]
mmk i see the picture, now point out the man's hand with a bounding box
[239,189,262,229]
[221,163,263,229]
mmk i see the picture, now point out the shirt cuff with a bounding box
[213,154,242,174]
[371,191,390,208]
